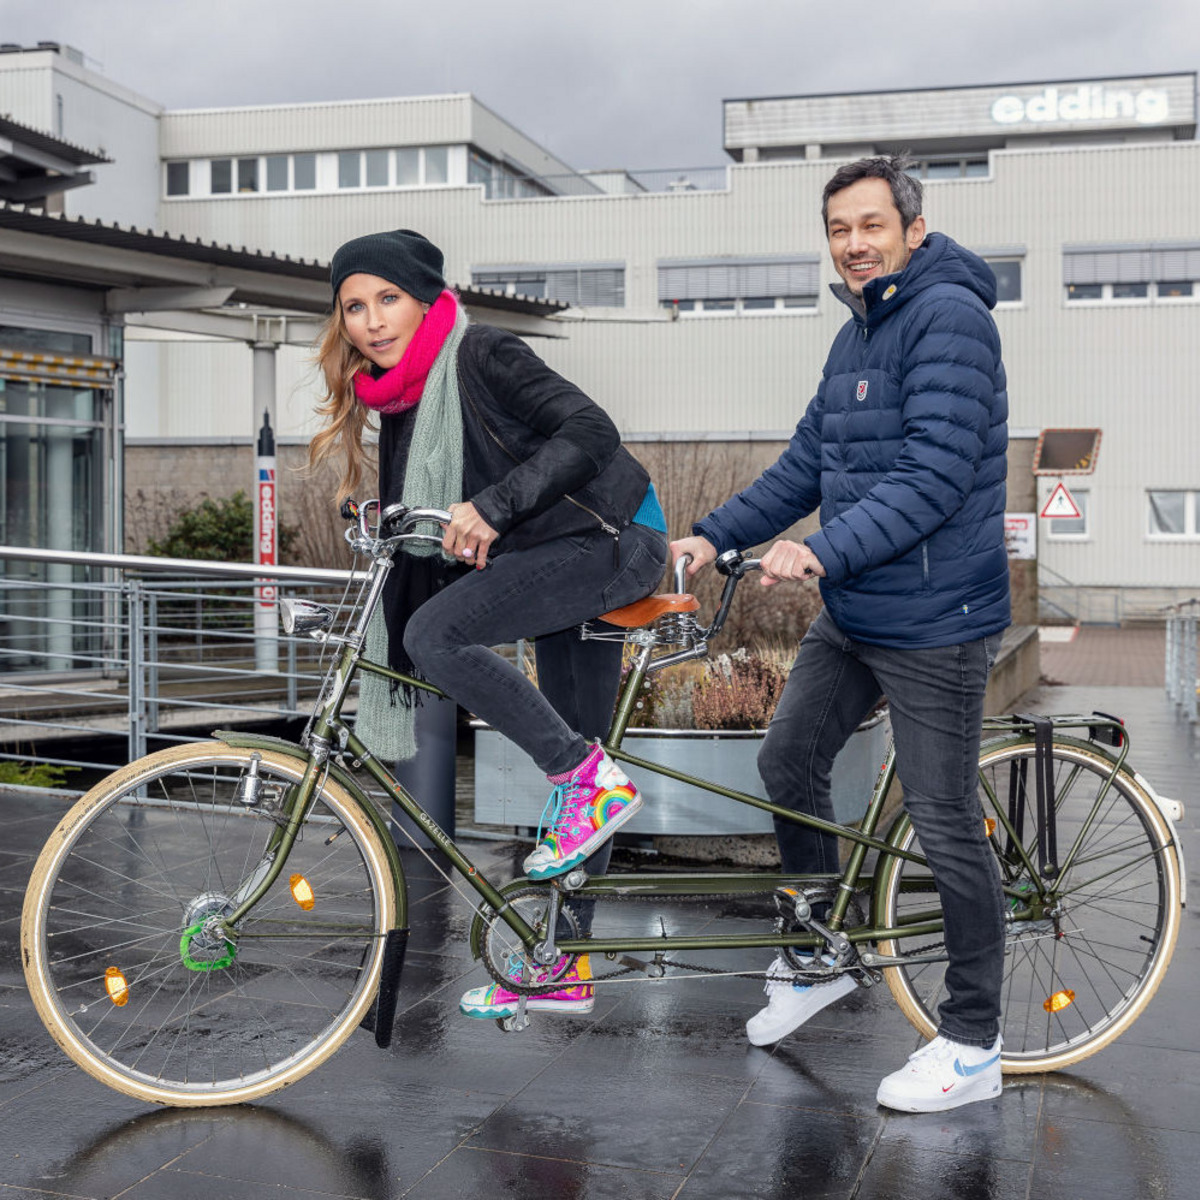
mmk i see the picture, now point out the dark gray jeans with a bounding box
[404,523,667,777]
[757,608,1006,1047]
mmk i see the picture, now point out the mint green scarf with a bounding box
[357,303,468,761]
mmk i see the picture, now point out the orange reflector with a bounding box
[289,874,315,911]
[984,818,996,837]
[105,966,129,1007]
[1044,989,1076,1013]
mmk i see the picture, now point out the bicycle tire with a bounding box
[21,742,397,1106]
[876,737,1181,1074]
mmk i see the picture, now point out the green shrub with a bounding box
[0,761,75,788]
[147,490,298,562]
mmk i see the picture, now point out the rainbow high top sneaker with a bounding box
[522,746,641,880]
[459,954,595,1019]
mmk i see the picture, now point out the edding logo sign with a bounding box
[991,84,1170,127]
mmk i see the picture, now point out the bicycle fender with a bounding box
[211,729,410,924]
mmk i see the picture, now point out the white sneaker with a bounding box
[876,1034,1002,1113]
[745,954,857,1047]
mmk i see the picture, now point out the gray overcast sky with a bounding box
[3,0,1198,167]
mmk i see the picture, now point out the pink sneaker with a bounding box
[522,746,641,880]
[459,954,595,1018]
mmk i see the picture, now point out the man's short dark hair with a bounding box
[822,155,923,231]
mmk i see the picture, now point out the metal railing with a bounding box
[1164,599,1199,722]
[0,545,361,777]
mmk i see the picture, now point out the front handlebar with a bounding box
[342,500,452,555]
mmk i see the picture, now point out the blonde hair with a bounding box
[307,305,375,501]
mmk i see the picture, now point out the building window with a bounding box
[658,257,819,316]
[365,149,389,188]
[236,158,258,193]
[337,151,361,189]
[293,153,316,190]
[987,259,1022,304]
[397,148,420,186]
[1148,490,1198,538]
[210,158,232,194]
[1159,280,1195,299]
[1064,244,1200,304]
[1,325,109,669]
[473,264,626,307]
[266,155,289,191]
[165,161,190,196]
[1045,489,1090,539]
[469,149,549,199]
[425,145,448,185]
[906,156,989,180]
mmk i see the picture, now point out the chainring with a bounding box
[479,886,582,994]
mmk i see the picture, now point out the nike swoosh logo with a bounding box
[954,1053,1001,1078]
[942,1084,955,1093]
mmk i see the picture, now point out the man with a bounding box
[671,155,1010,1113]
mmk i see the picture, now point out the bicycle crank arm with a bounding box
[859,948,951,968]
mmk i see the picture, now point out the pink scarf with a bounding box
[353,290,458,414]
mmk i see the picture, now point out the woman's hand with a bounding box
[668,535,717,578]
[441,502,499,569]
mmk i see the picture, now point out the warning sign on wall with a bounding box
[1040,482,1082,520]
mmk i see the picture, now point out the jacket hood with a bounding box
[831,233,998,324]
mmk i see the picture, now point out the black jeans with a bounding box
[757,608,1006,1047]
[404,524,667,776]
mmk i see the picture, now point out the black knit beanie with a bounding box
[330,229,446,305]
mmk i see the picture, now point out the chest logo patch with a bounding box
[856,380,869,402]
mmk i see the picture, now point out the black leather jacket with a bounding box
[381,323,649,557]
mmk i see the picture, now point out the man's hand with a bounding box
[759,540,825,587]
[669,535,718,581]
[441,501,499,569]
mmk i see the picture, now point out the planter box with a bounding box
[473,712,890,835]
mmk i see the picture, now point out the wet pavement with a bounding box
[1,679,1197,1199]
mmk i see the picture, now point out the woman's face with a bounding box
[338,273,427,370]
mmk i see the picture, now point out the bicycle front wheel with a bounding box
[876,738,1182,1074]
[22,742,397,1106]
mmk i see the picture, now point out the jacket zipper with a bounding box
[459,371,623,566]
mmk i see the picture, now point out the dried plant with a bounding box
[630,647,792,731]
[692,649,789,730]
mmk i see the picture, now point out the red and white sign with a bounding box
[256,464,277,604]
[1004,512,1036,559]
[1040,482,1082,520]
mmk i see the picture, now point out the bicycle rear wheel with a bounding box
[876,738,1181,1073]
[22,742,397,1106]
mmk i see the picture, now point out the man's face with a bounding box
[826,177,926,297]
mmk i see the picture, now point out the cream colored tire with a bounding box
[22,742,396,1106]
[877,739,1181,1074]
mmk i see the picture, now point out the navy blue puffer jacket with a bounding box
[696,233,1010,649]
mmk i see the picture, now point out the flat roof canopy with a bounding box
[0,115,108,206]
[0,202,567,343]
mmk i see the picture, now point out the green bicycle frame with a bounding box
[215,546,1137,970]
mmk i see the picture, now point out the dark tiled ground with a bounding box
[0,680,1196,1199]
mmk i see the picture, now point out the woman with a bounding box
[310,229,667,1020]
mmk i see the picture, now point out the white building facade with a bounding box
[1,45,1196,613]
